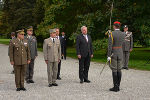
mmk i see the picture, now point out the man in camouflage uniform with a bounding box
[122,25,133,70]
[9,29,31,91]
[107,21,125,92]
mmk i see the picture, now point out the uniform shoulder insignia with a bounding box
[33,36,36,39]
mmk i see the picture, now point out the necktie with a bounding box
[53,39,55,43]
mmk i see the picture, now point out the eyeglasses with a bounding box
[20,34,24,35]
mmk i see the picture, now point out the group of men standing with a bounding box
[8,23,133,92]
[75,22,133,93]
[8,27,67,91]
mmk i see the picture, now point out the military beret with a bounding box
[49,29,56,33]
[124,25,128,28]
[16,29,25,34]
[27,26,33,31]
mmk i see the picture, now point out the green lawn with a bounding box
[67,47,150,71]
[0,39,150,71]
[0,39,10,45]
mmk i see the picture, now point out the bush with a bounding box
[92,38,108,51]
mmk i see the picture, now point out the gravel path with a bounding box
[0,44,150,100]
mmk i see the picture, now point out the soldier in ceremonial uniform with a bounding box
[9,29,31,91]
[43,29,61,87]
[107,21,125,92]
[25,26,38,83]
[122,25,133,70]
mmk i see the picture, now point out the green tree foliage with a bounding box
[0,0,44,36]
[0,0,150,47]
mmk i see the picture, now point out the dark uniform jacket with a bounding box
[107,30,125,60]
[25,36,38,59]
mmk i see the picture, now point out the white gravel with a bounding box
[0,44,150,100]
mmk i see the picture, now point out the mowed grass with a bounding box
[0,39,10,45]
[67,47,150,71]
[0,39,150,71]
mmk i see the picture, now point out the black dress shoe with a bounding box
[84,80,91,83]
[80,80,83,84]
[29,80,35,83]
[57,76,61,80]
[48,84,53,87]
[16,88,21,91]
[26,80,30,84]
[20,87,26,91]
[52,83,58,86]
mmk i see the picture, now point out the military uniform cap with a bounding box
[27,26,33,31]
[114,21,121,25]
[113,21,121,27]
[11,32,15,35]
[16,29,25,34]
[124,25,128,28]
[49,29,56,33]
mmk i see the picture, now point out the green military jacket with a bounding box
[9,38,31,65]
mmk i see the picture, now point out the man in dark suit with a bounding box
[56,28,63,80]
[76,26,93,84]
[61,32,67,60]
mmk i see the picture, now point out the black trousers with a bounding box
[62,47,67,60]
[79,54,91,81]
[57,60,61,78]
[64,47,66,59]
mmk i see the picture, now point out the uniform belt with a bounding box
[112,46,122,49]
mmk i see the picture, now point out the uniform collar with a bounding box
[17,38,20,41]
[50,37,55,40]
[115,29,120,31]
[27,35,32,38]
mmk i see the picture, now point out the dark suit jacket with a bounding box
[76,34,93,58]
[61,35,67,54]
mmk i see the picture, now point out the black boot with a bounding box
[117,71,122,91]
[109,72,119,92]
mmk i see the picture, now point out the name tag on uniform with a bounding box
[24,43,27,46]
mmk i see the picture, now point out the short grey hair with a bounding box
[81,26,87,31]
